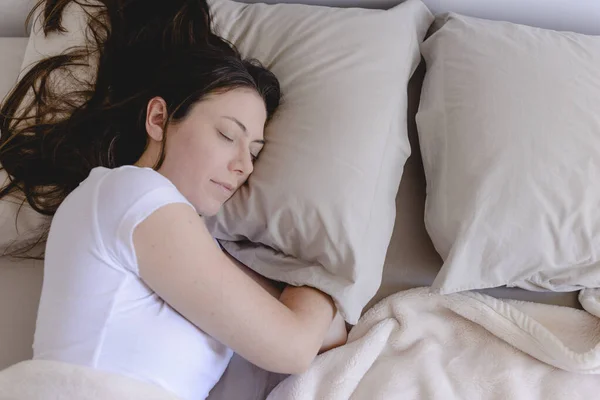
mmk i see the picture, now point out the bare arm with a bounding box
[225,250,348,354]
[134,203,336,374]
[224,250,285,299]
[319,310,348,354]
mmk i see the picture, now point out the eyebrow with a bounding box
[223,116,265,144]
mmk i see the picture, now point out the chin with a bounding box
[197,202,223,217]
[202,209,220,218]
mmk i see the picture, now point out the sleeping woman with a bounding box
[0,1,348,398]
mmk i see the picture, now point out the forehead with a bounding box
[195,89,267,126]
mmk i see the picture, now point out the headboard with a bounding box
[1,0,599,37]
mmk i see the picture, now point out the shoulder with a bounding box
[92,165,195,213]
[92,166,198,273]
[91,165,196,219]
[94,165,176,195]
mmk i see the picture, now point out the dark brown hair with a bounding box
[0,0,281,257]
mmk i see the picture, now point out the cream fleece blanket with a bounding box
[268,288,600,399]
[0,359,181,400]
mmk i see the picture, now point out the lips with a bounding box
[211,180,235,194]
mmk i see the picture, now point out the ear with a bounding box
[145,97,168,142]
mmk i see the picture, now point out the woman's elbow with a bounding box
[266,342,316,375]
[280,351,314,376]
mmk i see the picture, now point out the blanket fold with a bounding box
[0,359,181,400]
[268,288,600,400]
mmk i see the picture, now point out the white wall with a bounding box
[1,0,600,37]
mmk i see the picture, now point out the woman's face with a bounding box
[138,88,267,216]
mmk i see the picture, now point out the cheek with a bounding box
[195,135,234,172]
[159,134,205,189]
[171,131,214,169]
[162,133,230,214]
[191,142,227,176]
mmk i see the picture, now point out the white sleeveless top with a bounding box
[33,166,233,400]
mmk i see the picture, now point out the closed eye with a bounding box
[218,130,233,142]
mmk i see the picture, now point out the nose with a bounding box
[232,147,254,177]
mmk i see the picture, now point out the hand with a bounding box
[318,310,348,354]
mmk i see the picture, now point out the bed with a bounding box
[1,1,600,399]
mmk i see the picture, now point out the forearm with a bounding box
[318,310,348,354]
[224,251,285,298]
[224,250,344,362]
[240,263,285,298]
[279,285,337,360]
